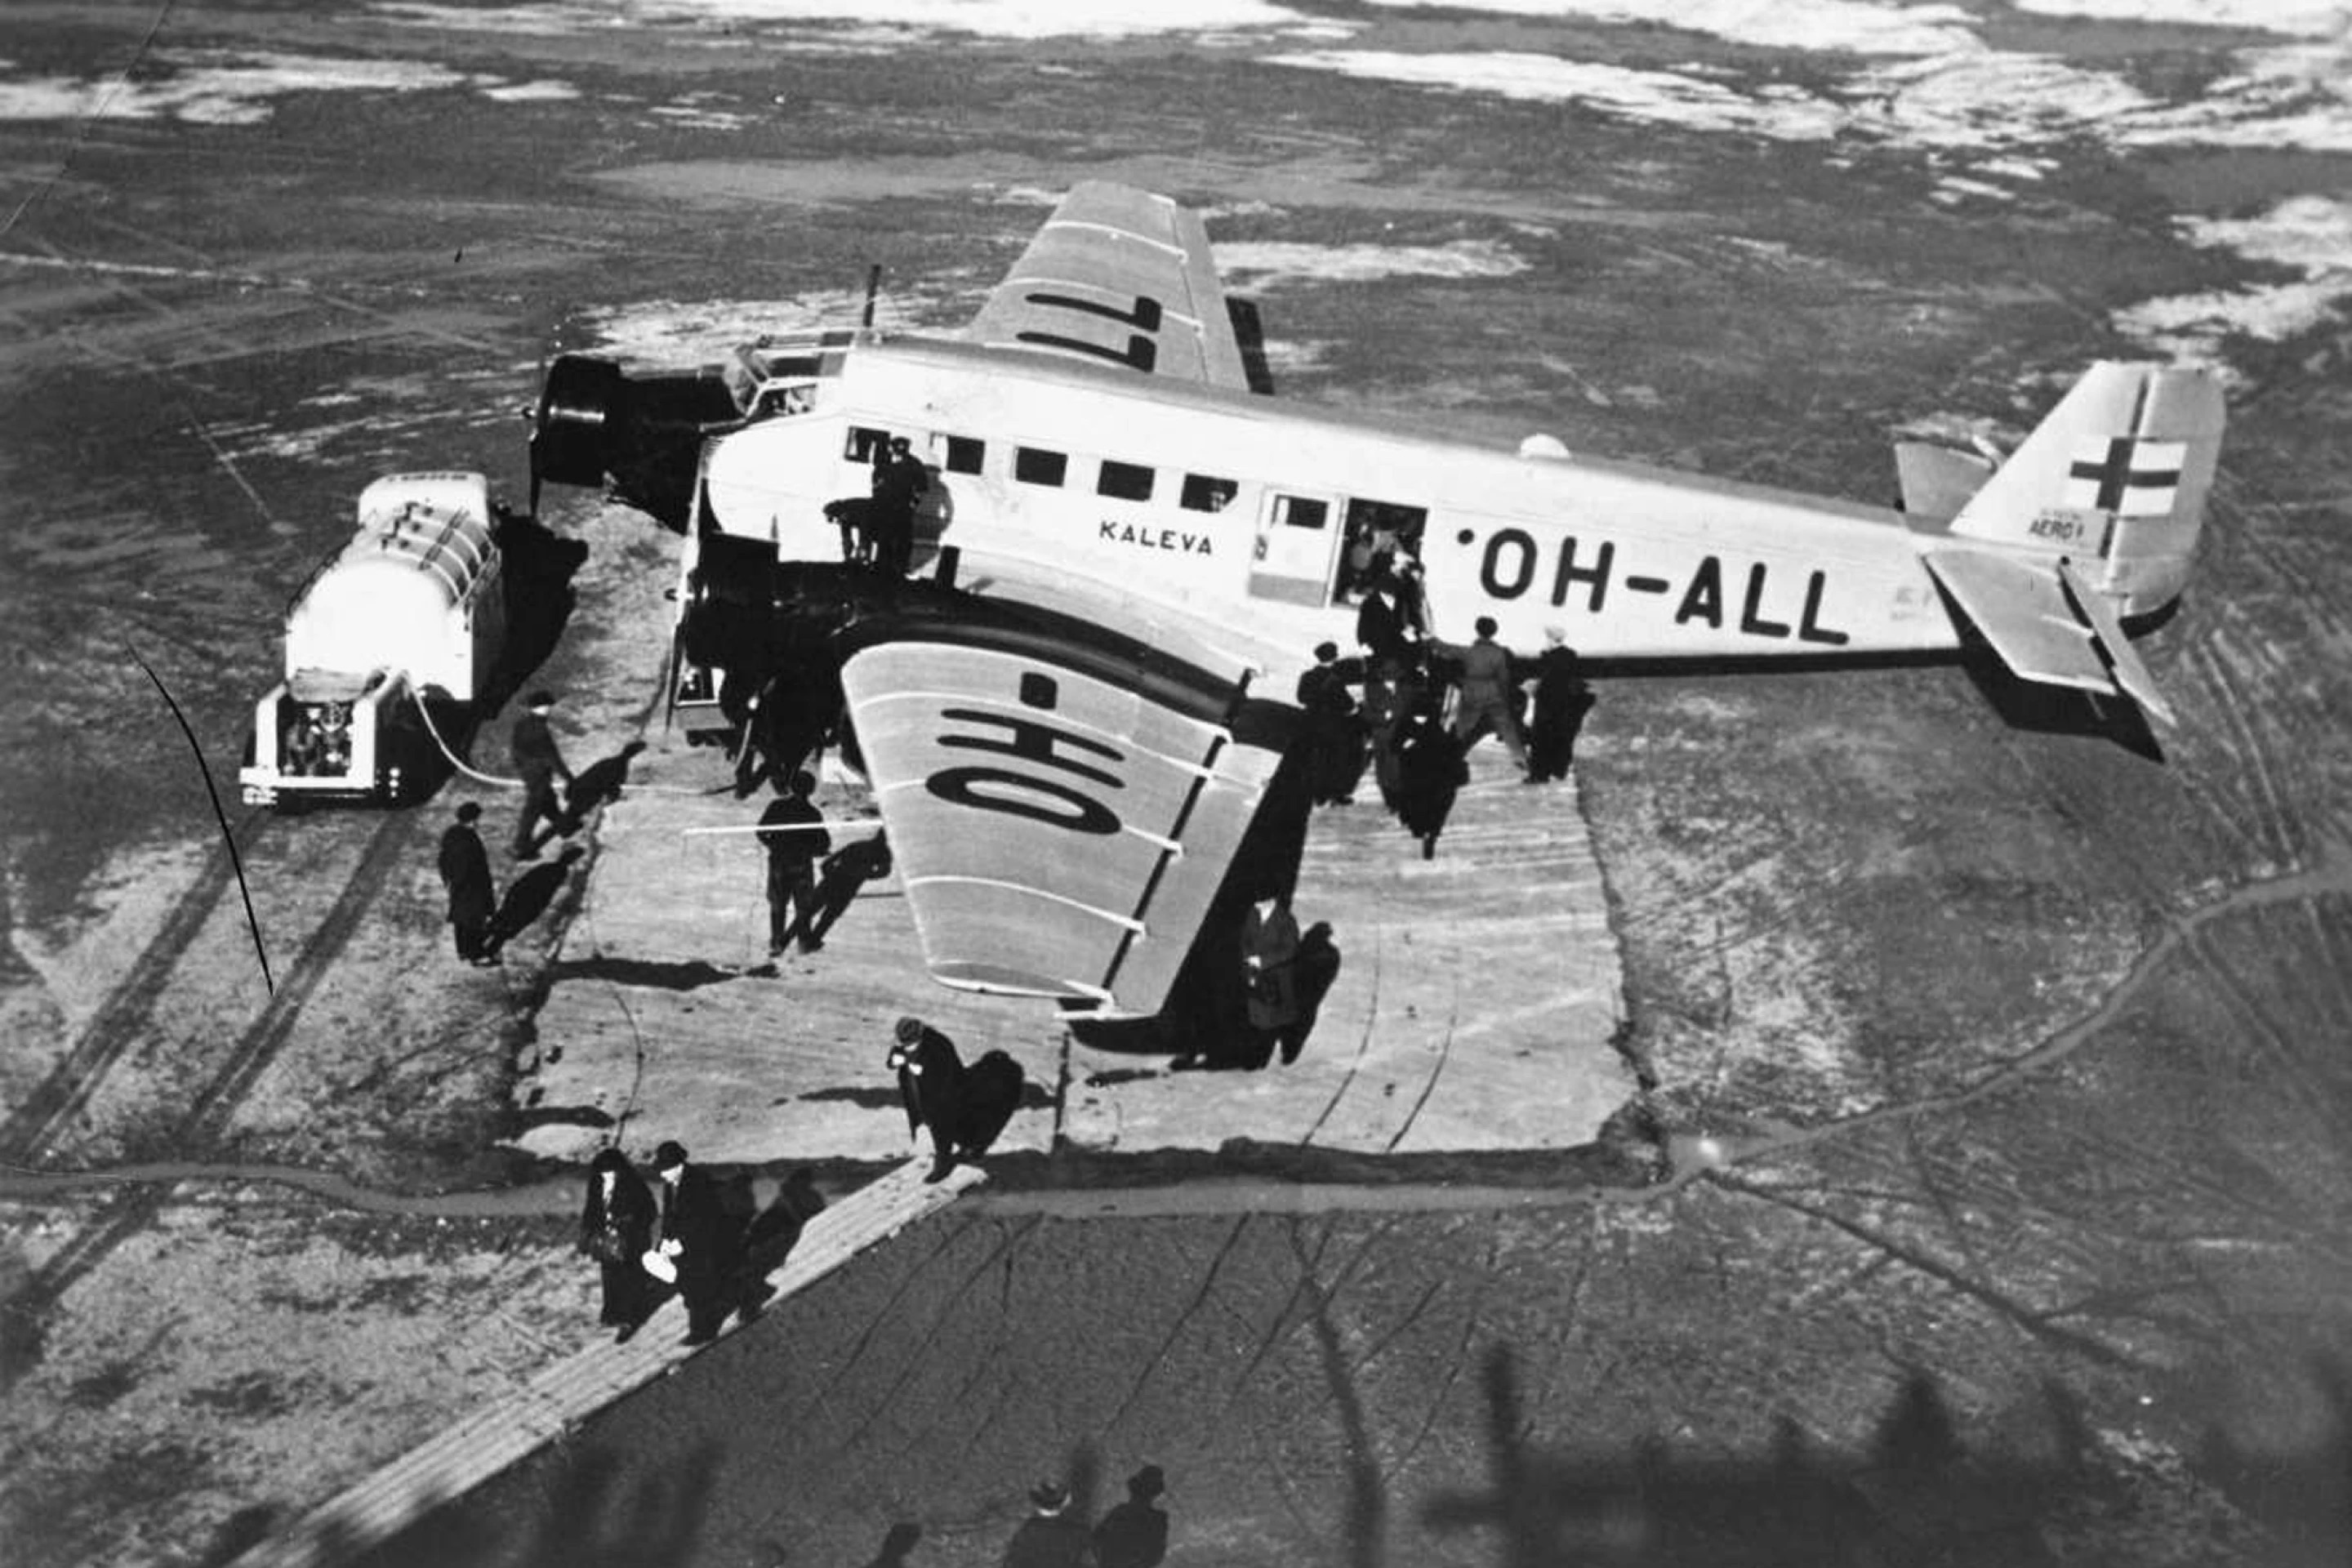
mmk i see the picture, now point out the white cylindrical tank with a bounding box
[285,472,505,702]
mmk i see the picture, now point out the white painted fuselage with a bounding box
[697,331,1962,683]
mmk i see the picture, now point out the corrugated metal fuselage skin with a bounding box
[698,335,1962,673]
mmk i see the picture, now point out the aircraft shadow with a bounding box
[1417,1345,2352,1567]
[1070,733,1316,1065]
[209,1340,2352,1566]
[1955,646,2164,759]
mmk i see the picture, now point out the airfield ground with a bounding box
[6,4,2352,1566]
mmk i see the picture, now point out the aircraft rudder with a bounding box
[1948,361,2225,617]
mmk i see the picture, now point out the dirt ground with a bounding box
[5,6,2352,1567]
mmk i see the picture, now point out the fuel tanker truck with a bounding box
[238,472,506,808]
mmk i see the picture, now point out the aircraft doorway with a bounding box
[1250,490,1341,607]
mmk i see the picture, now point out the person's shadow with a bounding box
[1093,1463,1171,1568]
[568,739,648,816]
[735,1169,828,1325]
[806,831,892,944]
[489,844,586,951]
[854,1521,921,1567]
[1278,921,1343,1067]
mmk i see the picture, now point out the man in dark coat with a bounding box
[1395,699,1468,860]
[1002,1481,1092,1568]
[1241,893,1302,1069]
[1359,657,1419,813]
[870,434,928,579]
[887,1015,967,1182]
[1526,626,1594,782]
[1353,574,1419,667]
[438,801,498,964]
[510,690,578,859]
[1294,642,1364,807]
[653,1139,745,1346]
[758,771,831,956]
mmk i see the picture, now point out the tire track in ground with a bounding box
[0,809,270,1165]
[1,812,413,1386]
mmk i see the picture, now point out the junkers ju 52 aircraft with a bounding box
[526,181,2225,1019]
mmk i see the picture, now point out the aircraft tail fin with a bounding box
[1946,361,2225,619]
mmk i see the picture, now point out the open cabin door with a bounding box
[1250,489,1341,607]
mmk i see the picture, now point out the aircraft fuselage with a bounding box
[694,331,1982,681]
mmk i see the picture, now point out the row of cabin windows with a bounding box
[841,425,1428,550]
[847,425,1238,515]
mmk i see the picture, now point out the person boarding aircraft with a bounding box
[527,181,2225,1019]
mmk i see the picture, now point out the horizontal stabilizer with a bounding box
[1922,546,2174,724]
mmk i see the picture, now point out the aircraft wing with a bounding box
[836,601,1285,1016]
[963,181,1253,390]
[1922,546,2174,723]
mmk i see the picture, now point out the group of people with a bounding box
[577,1138,785,1346]
[1294,604,1595,859]
[572,1013,1018,1349]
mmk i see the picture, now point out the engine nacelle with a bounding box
[529,352,745,532]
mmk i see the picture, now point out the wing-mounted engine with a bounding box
[528,352,746,531]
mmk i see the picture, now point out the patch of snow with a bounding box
[1263,51,1850,139]
[372,0,1326,42]
[480,78,580,103]
[2113,194,2352,371]
[1216,238,1530,289]
[1362,0,1984,56]
[0,51,469,125]
[2011,0,2348,35]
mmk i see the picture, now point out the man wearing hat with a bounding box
[758,770,831,957]
[1000,1481,1091,1568]
[652,1140,742,1346]
[510,690,580,859]
[437,800,499,964]
[886,1016,967,1183]
[1444,615,1529,772]
[868,434,928,579]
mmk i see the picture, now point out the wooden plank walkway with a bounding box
[226,1159,983,1568]
[516,724,1630,1168]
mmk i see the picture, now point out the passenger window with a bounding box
[1180,473,1237,513]
[844,426,889,463]
[1272,495,1329,529]
[1015,447,1068,488]
[1098,460,1155,501]
[945,435,985,475]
